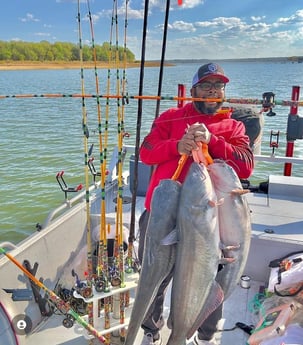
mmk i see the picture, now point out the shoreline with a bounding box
[0,61,174,71]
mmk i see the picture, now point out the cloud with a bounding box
[96,1,144,21]
[148,0,204,10]
[158,20,196,32]
[34,32,51,37]
[251,15,266,22]
[276,9,303,26]
[141,9,303,60]
[20,13,40,23]
[176,0,204,9]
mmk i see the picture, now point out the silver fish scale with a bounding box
[167,162,223,345]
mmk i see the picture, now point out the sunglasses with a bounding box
[194,81,225,91]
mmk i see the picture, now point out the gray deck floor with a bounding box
[19,178,303,345]
[23,279,261,345]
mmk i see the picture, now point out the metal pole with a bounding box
[284,86,300,176]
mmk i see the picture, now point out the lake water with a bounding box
[1,61,303,244]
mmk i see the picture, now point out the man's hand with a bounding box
[193,123,211,144]
[177,123,211,155]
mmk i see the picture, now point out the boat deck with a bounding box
[14,175,303,345]
[22,279,261,345]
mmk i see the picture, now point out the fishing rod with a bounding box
[85,7,112,341]
[77,0,94,339]
[112,0,128,338]
[99,1,117,337]
[128,0,150,273]
[154,0,170,118]
[1,93,303,106]
[0,247,106,343]
[86,0,110,300]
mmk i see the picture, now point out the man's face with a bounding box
[191,76,225,114]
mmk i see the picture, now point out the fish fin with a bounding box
[230,188,250,195]
[160,229,178,245]
[219,257,236,265]
[186,281,224,339]
[217,197,224,206]
[208,198,224,207]
[167,313,172,329]
[220,242,240,251]
[208,199,218,207]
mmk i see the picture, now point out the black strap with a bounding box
[269,250,303,268]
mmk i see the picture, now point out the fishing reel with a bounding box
[108,257,122,287]
[262,92,276,116]
[72,269,93,298]
[57,285,87,317]
[62,314,75,328]
[109,266,121,287]
[270,130,280,155]
[94,273,108,293]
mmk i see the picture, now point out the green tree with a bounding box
[0,40,136,62]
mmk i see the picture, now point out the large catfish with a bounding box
[124,179,181,345]
[166,162,224,345]
[208,160,252,300]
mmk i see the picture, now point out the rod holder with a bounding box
[56,171,82,200]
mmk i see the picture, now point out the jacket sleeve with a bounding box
[140,109,181,165]
[208,121,254,179]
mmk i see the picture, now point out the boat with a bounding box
[1,3,303,345]
[1,83,303,345]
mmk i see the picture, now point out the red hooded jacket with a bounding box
[140,102,254,211]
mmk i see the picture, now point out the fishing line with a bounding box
[76,0,94,338]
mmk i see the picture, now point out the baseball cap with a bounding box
[192,62,229,86]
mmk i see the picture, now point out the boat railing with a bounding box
[254,154,303,164]
[42,145,137,228]
[42,145,302,229]
[0,241,18,252]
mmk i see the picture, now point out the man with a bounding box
[138,62,254,345]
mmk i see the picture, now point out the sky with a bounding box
[1,0,303,60]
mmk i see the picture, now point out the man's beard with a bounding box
[193,100,223,114]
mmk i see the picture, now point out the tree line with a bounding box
[0,41,136,62]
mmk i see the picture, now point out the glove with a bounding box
[193,123,211,144]
[177,123,211,155]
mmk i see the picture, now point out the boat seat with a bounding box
[231,105,264,154]
[129,154,151,196]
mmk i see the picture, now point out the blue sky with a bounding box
[1,0,303,60]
